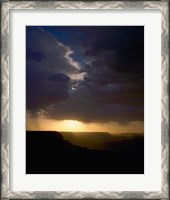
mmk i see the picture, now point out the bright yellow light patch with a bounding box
[27,112,144,133]
[63,120,79,129]
[61,120,83,131]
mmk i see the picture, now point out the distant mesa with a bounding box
[26,130,144,174]
[27,130,64,143]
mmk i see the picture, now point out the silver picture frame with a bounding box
[1,1,169,199]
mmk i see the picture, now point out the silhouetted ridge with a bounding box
[27,130,64,141]
[26,131,144,174]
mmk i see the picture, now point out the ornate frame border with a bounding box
[1,1,169,199]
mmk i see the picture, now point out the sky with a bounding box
[26,26,144,134]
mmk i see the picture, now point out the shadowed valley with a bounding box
[26,131,144,174]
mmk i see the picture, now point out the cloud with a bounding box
[26,46,45,62]
[26,27,83,110]
[26,27,82,75]
[26,26,144,124]
[26,71,70,110]
[44,88,143,123]
[74,26,144,122]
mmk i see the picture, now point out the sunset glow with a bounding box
[26,114,144,134]
[61,120,82,131]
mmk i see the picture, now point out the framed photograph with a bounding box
[1,1,169,199]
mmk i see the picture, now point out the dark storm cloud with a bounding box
[76,27,144,94]
[26,27,80,110]
[45,80,143,123]
[26,26,144,124]
[26,69,70,110]
[76,26,144,121]
[26,46,45,62]
[49,73,70,83]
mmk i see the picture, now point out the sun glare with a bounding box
[27,113,144,133]
[61,120,82,131]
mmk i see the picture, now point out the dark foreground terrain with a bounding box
[26,131,144,174]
